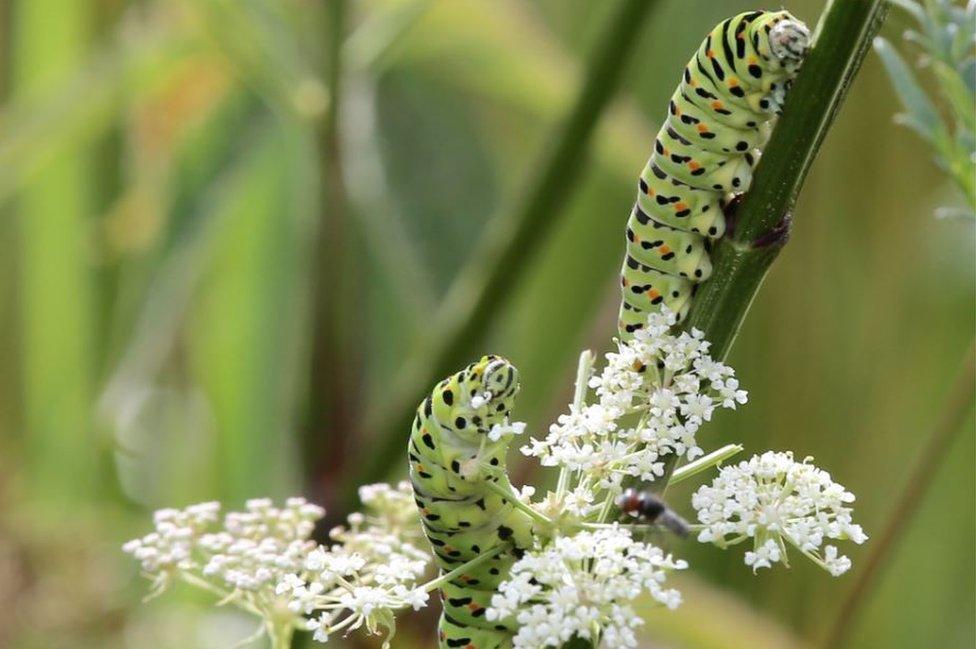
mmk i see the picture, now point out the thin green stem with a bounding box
[482,479,554,528]
[822,340,975,649]
[268,622,295,649]
[351,0,660,505]
[669,444,744,485]
[179,573,264,618]
[558,351,596,499]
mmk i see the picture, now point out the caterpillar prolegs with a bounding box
[618,10,810,339]
[408,355,538,649]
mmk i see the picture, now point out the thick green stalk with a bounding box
[353,0,659,503]
[13,0,96,504]
[822,340,975,649]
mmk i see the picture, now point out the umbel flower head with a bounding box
[691,451,868,576]
[123,497,323,597]
[123,483,432,647]
[487,525,687,649]
[522,309,747,492]
[288,482,432,644]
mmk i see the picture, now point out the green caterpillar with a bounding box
[619,10,810,339]
[408,355,538,649]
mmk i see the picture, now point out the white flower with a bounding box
[487,526,686,649]
[522,309,746,495]
[692,451,867,576]
[744,539,782,572]
[489,420,528,442]
[393,585,430,610]
[124,483,433,647]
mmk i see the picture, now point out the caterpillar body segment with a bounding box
[619,10,810,339]
[409,355,537,649]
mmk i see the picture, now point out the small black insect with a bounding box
[617,488,690,538]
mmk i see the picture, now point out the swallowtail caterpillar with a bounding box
[408,355,538,649]
[619,10,811,339]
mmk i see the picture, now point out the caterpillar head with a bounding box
[756,11,811,72]
[466,355,520,428]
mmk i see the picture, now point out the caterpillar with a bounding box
[408,355,538,649]
[618,10,811,339]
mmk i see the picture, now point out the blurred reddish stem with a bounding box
[823,338,975,649]
[306,0,360,512]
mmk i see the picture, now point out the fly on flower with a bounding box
[616,488,690,538]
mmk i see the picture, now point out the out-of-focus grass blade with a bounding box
[0,26,198,207]
[346,0,434,72]
[342,76,436,324]
[101,83,260,373]
[100,105,268,436]
[383,0,654,186]
[188,120,317,502]
[873,36,950,147]
[12,0,98,504]
[184,0,328,123]
[313,0,438,327]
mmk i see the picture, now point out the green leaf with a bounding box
[873,36,949,145]
[932,59,976,132]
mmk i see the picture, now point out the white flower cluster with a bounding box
[124,483,432,646]
[280,482,433,645]
[487,526,686,649]
[692,451,868,576]
[123,497,323,597]
[522,310,746,491]
[122,501,221,577]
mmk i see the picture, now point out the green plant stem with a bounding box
[483,479,554,528]
[350,0,660,506]
[179,573,263,618]
[668,444,743,485]
[822,339,975,649]
[269,622,295,649]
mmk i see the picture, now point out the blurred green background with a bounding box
[0,0,972,648]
